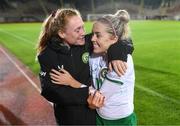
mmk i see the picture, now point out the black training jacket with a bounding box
[38,35,92,105]
[38,34,96,125]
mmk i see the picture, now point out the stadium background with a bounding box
[0,0,180,22]
[0,0,180,125]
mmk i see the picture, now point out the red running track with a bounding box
[0,45,56,125]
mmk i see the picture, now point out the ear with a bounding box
[110,35,118,43]
[58,30,66,38]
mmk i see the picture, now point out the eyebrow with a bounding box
[74,26,81,31]
[94,32,101,36]
[74,25,83,32]
[92,31,100,34]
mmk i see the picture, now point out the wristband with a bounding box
[80,84,87,88]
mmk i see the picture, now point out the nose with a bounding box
[80,26,85,35]
[91,34,96,42]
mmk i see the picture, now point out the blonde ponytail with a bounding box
[96,9,131,41]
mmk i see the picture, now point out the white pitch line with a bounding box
[0,28,34,45]
[0,46,41,93]
[136,84,180,105]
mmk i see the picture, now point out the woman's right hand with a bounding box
[50,69,81,88]
[87,91,105,109]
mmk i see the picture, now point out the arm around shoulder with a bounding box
[38,50,89,105]
[107,39,134,62]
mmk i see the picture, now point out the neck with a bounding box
[62,41,70,49]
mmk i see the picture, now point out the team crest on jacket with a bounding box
[82,52,89,64]
[100,67,108,79]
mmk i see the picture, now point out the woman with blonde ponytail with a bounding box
[37,8,98,125]
[87,10,137,125]
[36,8,132,125]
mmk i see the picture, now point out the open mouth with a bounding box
[78,36,85,41]
[93,42,99,48]
[76,37,85,45]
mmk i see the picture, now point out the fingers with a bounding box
[50,68,68,80]
[51,69,61,75]
[50,70,64,84]
[87,94,96,109]
[50,72,60,79]
[87,91,105,109]
[98,95,105,107]
[51,68,68,75]
[51,80,68,85]
[112,61,123,76]
[87,95,93,104]
[120,61,127,73]
[92,92,99,104]
[50,75,60,82]
[111,60,127,76]
[50,71,65,83]
[108,63,113,72]
[92,91,105,108]
[116,61,126,75]
[60,68,68,74]
[51,80,60,84]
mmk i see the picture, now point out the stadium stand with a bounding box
[0,0,180,22]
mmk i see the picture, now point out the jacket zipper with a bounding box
[70,49,75,75]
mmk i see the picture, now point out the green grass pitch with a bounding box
[0,21,180,125]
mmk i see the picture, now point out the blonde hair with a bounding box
[97,10,130,40]
[36,8,81,54]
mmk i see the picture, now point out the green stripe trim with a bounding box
[105,75,123,85]
[96,78,100,90]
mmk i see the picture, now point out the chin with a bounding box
[93,50,104,55]
[76,41,85,45]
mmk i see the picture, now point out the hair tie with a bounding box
[102,17,117,37]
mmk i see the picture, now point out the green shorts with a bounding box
[96,112,137,126]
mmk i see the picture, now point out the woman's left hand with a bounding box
[50,69,81,88]
[87,91,105,109]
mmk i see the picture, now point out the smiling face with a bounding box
[91,22,117,55]
[59,15,85,46]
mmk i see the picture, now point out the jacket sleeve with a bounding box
[107,39,134,62]
[38,51,89,105]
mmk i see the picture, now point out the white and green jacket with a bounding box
[89,54,135,120]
